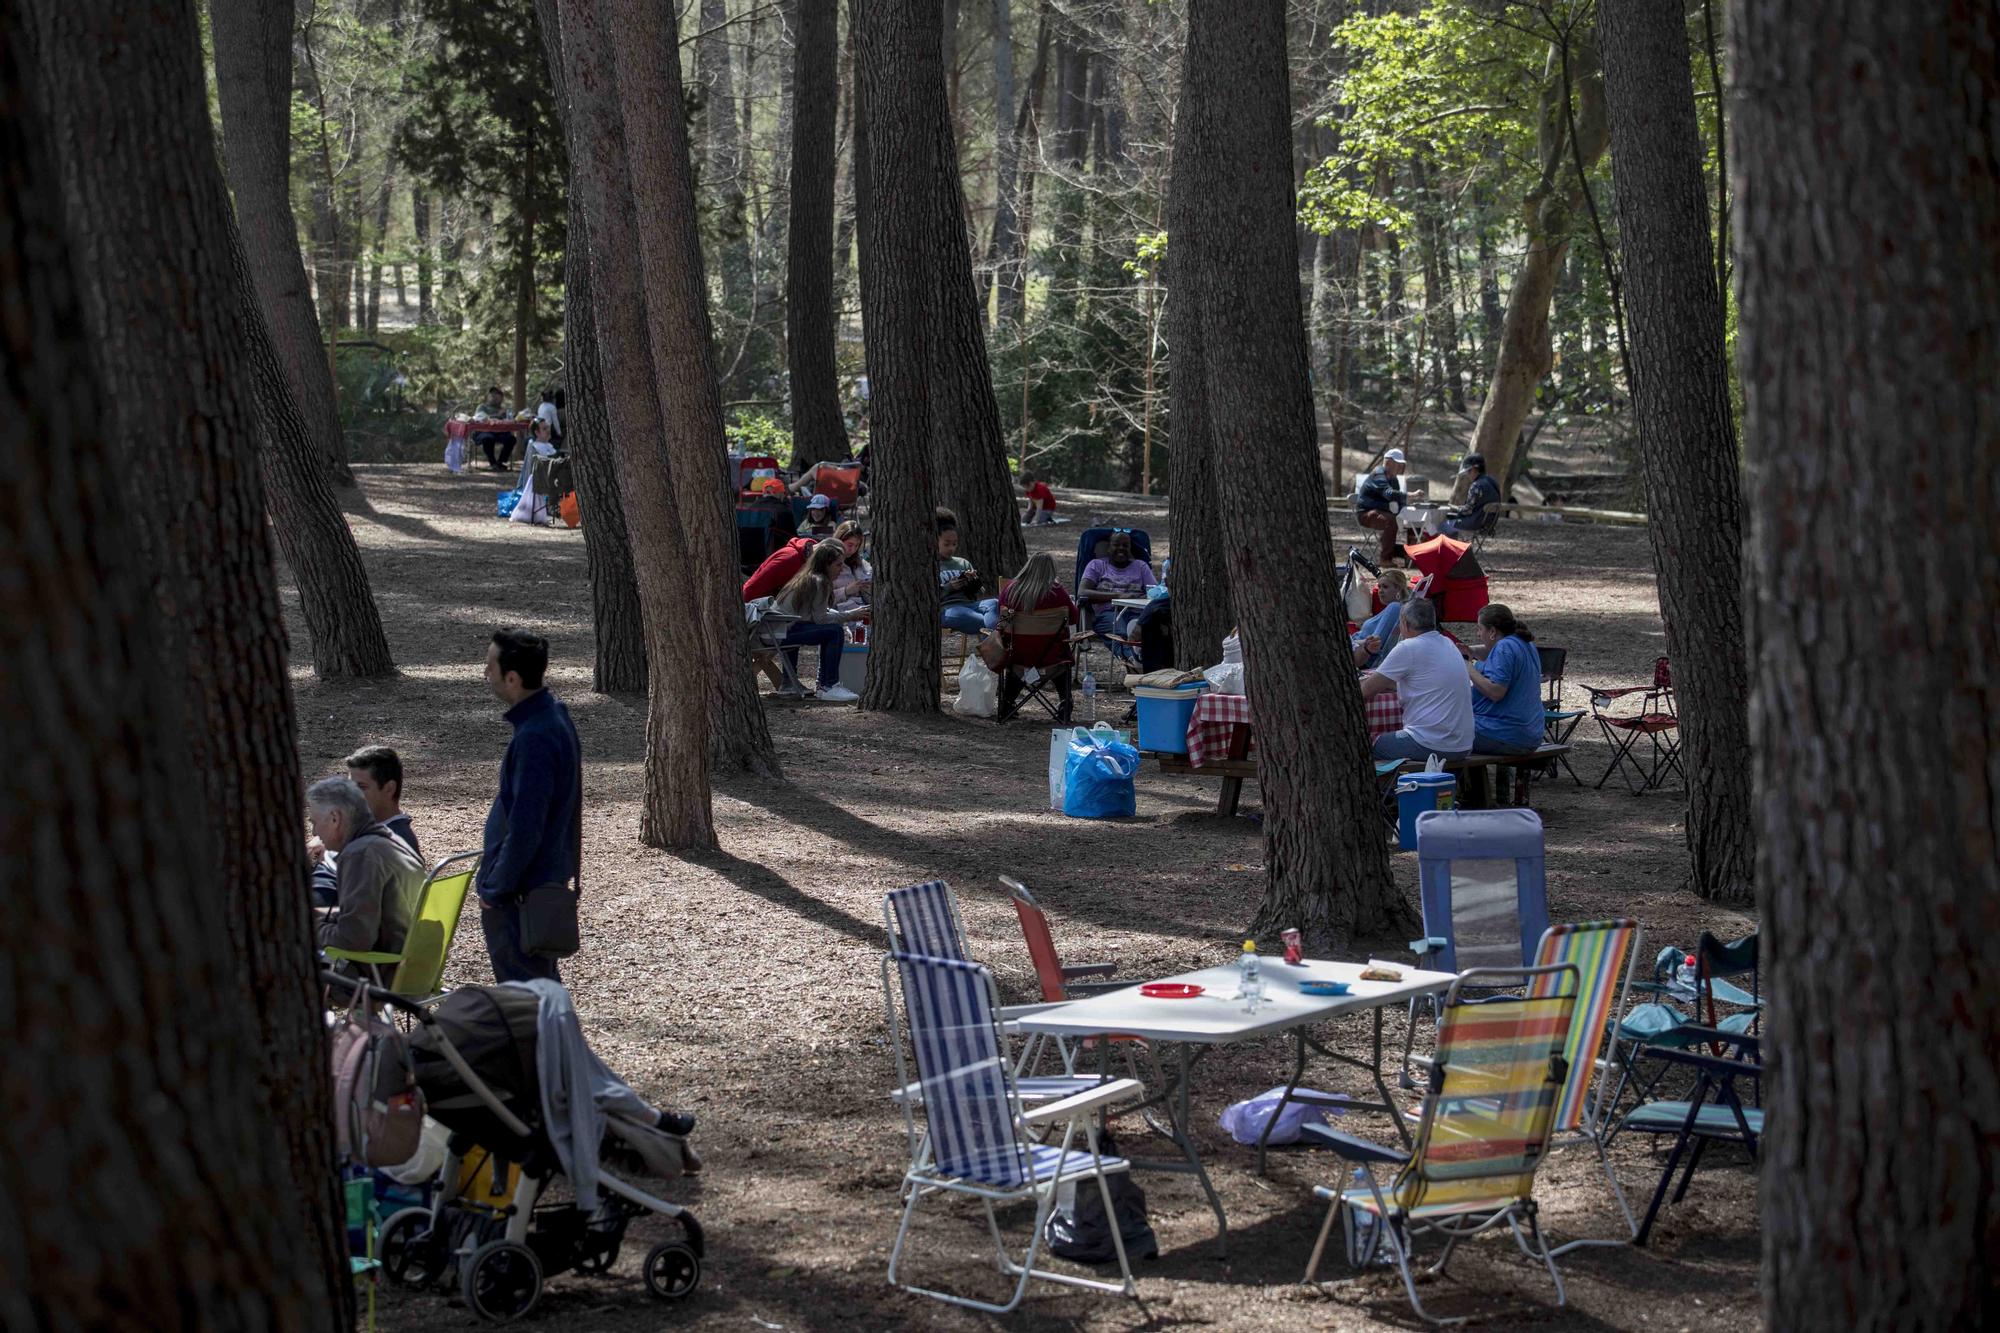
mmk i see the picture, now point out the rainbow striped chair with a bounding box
[1301,963,1579,1325]
[1531,919,1642,1251]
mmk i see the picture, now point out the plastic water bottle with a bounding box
[1347,1169,1378,1263]
[1238,940,1264,1014]
[1080,670,1098,723]
[1674,953,1698,993]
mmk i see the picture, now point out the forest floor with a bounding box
[303,454,1760,1332]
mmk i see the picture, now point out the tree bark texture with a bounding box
[210,0,354,487]
[19,0,350,1318]
[554,0,719,848]
[1734,4,2000,1326]
[853,0,944,713]
[1598,0,1753,904]
[229,221,397,679]
[1180,0,1406,949]
[604,0,781,781]
[698,0,752,321]
[787,0,852,470]
[1468,35,1607,487]
[988,11,1050,328]
[536,0,649,696]
[1164,71,1232,671]
[0,26,342,1327]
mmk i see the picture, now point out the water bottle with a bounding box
[1674,953,1698,993]
[1080,669,1098,723]
[1238,940,1263,1014]
[1347,1169,1378,1265]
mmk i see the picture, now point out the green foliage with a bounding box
[724,412,794,460]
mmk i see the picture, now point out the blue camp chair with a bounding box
[1402,809,1553,1086]
[1603,931,1761,1136]
[1072,526,1155,670]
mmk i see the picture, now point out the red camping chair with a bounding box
[1586,657,1684,793]
[1003,878,1155,1085]
[813,462,862,509]
[1381,534,1490,623]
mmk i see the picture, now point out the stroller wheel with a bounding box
[379,1207,447,1289]
[461,1239,543,1323]
[643,1241,701,1300]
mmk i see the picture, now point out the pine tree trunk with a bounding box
[554,0,720,848]
[990,11,1049,328]
[830,11,858,298]
[210,0,354,486]
[604,0,781,781]
[414,190,434,325]
[1180,0,1407,950]
[981,0,1015,326]
[1468,33,1606,486]
[698,0,752,339]
[853,0,945,713]
[787,0,852,469]
[536,0,648,696]
[16,0,349,1318]
[1735,5,2000,1324]
[514,140,535,410]
[1599,0,1753,904]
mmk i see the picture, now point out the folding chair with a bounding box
[1604,931,1760,1134]
[995,607,1077,723]
[1586,657,1684,792]
[346,1173,381,1333]
[325,850,481,1003]
[1405,809,1553,1086]
[883,952,1146,1313]
[1530,920,1643,1252]
[744,601,805,695]
[1301,963,1579,1325]
[1535,646,1585,785]
[882,879,970,960]
[1619,1027,1762,1245]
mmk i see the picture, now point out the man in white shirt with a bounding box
[1359,596,1474,761]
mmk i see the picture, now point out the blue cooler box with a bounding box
[1133,683,1209,754]
[839,643,868,694]
[1396,771,1457,849]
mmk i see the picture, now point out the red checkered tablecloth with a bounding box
[1367,692,1404,740]
[1185,693,1254,768]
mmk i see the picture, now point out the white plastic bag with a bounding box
[954,655,999,718]
[1423,752,1445,773]
[1049,729,1071,809]
[444,438,466,474]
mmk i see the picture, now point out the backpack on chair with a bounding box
[329,980,425,1168]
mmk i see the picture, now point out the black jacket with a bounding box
[1356,468,1406,515]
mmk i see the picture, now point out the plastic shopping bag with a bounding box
[444,438,466,474]
[496,489,522,519]
[953,655,999,718]
[1062,730,1140,819]
[1218,1086,1347,1146]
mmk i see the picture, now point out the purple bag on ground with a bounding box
[1218,1086,1347,1146]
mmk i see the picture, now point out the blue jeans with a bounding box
[1372,729,1470,762]
[782,620,845,687]
[480,897,562,983]
[1442,515,1490,539]
[941,599,999,634]
[1472,728,1540,756]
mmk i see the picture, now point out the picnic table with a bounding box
[1160,693,1404,816]
[1014,957,1456,1254]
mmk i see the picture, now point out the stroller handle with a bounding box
[321,969,434,1024]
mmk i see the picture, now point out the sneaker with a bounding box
[774,683,808,700]
[816,684,859,703]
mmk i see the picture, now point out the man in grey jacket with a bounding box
[309,775,425,960]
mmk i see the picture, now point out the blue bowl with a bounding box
[1299,980,1352,997]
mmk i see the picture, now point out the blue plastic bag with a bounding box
[497,489,521,518]
[1062,732,1139,819]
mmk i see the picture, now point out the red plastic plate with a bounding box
[1140,983,1205,999]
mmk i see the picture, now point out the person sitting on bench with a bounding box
[1442,452,1501,538]
[1359,596,1473,762]
[472,384,517,472]
[1079,531,1158,637]
[1462,603,1543,755]
[1354,447,1409,564]
[1350,568,1411,670]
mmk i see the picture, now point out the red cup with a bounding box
[1281,928,1303,966]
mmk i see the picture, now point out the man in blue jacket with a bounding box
[1443,452,1502,539]
[479,627,581,982]
[1354,447,1409,564]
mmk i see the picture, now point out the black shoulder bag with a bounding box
[519,764,583,959]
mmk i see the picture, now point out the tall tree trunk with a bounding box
[853,0,944,713]
[366,168,392,335]
[1599,0,1753,903]
[605,0,781,781]
[1180,0,1405,949]
[18,0,349,1317]
[830,11,858,298]
[0,21,342,1324]
[514,139,535,411]
[1736,5,2000,1324]
[536,0,648,696]
[990,10,1050,327]
[1476,188,1502,381]
[1468,34,1607,487]
[210,0,354,486]
[414,190,434,325]
[981,0,1016,325]
[554,0,722,848]
[698,0,752,338]
[787,0,851,469]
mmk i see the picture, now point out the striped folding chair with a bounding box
[1301,964,1579,1325]
[1530,919,1642,1251]
[882,879,969,961]
[883,952,1145,1313]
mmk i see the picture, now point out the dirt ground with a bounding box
[301,460,1760,1331]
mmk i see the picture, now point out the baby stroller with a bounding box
[341,975,705,1322]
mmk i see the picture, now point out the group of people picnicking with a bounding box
[1358,588,1543,762]
[469,383,564,473]
[1354,447,1502,565]
[309,628,583,985]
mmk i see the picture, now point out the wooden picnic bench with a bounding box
[1152,740,1573,819]
[1423,744,1574,810]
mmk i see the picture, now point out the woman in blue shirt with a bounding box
[1463,604,1544,754]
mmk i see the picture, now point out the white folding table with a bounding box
[1013,958,1455,1254]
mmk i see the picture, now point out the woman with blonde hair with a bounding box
[772,540,868,700]
[994,553,1078,720]
[1350,566,1411,670]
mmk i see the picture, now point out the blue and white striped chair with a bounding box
[884,952,1145,1313]
[882,879,970,961]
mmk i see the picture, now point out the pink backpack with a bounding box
[329,992,426,1168]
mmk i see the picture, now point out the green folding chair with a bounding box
[346,1174,380,1332]
[325,851,481,1002]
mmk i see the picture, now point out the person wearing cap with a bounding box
[797,492,840,538]
[1355,448,1410,564]
[1442,453,1502,539]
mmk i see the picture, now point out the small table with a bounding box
[1015,959,1456,1254]
[1109,597,1153,610]
[1401,503,1443,537]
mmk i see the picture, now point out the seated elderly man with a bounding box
[1442,452,1502,538]
[309,774,425,963]
[1354,447,1409,564]
[1358,596,1474,762]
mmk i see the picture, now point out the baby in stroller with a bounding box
[373,979,704,1323]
